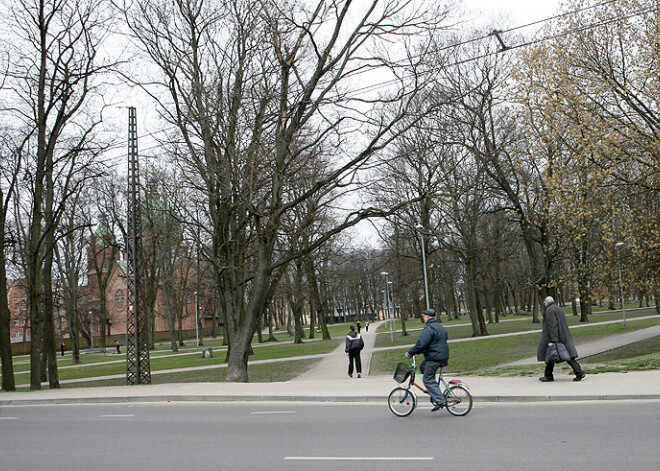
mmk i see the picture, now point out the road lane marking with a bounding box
[284,457,433,461]
[99,414,135,418]
[0,417,18,420]
[250,411,296,415]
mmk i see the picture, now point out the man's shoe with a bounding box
[539,376,554,382]
[357,373,361,378]
[431,402,445,412]
[573,373,585,382]
[348,373,352,378]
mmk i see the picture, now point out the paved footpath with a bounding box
[2,320,660,406]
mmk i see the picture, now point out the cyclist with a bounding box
[405,309,449,411]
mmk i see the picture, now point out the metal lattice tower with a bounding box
[125,106,151,385]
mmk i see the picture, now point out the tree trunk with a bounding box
[577,278,590,323]
[41,249,59,388]
[0,228,16,391]
[224,251,273,382]
[306,258,330,340]
[162,283,178,352]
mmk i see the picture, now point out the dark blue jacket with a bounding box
[407,318,449,362]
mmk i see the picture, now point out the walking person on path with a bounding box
[357,321,361,333]
[365,320,369,332]
[406,309,449,411]
[345,325,364,378]
[538,296,585,382]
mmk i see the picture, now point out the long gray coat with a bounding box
[537,302,578,362]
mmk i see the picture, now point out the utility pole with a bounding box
[125,106,151,385]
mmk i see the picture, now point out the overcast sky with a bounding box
[461,0,562,25]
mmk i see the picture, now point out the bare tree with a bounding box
[54,192,91,364]
[1,0,119,389]
[124,0,448,381]
[0,127,21,391]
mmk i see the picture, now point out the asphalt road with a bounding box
[1,400,658,471]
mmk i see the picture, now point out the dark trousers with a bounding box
[545,358,583,378]
[420,359,445,404]
[348,350,362,375]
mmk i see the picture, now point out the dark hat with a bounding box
[422,309,436,317]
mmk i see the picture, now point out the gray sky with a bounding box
[461,0,561,24]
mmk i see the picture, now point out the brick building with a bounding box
[6,226,215,348]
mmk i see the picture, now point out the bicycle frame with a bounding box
[388,355,473,417]
[402,356,466,400]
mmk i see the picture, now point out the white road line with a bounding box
[250,411,296,415]
[284,457,433,461]
[99,414,135,418]
[0,417,18,420]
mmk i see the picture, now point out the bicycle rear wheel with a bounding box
[388,387,416,417]
[444,385,472,416]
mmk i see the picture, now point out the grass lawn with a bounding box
[58,358,320,388]
[6,311,658,388]
[9,338,342,387]
[370,312,660,377]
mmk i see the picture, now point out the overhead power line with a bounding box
[100,0,650,164]
[345,1,657,99]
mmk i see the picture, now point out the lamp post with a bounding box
[194,291,200,348]
[89,311,93,349]
[415,224,431,310]
[615,242,627,328]
[380,272,394,343]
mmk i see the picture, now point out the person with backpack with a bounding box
[345,325,364,378]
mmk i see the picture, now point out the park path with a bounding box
[289,315,660,380]
[12,315,659,388]
[289,321,385,382]
[501,321,660,366]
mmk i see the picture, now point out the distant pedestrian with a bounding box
[365,321,369,332]
[538,296,585,382]
[356,321,361,333]
[115,340,121,355]
[345,325,364,378]
[60,343,65,357]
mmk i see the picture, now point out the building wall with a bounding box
[6,254,214,349]
[90,252,212,340]
[7,282,29,343]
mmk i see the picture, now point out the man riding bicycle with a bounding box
[406,309,449,411]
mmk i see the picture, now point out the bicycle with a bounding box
[388,355,473,417]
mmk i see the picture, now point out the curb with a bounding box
[3,394,660,406]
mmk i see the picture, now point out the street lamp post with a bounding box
[415,225,431,310]
[615,242,627,328]
[380,272,394,343]
[194,291,200,348]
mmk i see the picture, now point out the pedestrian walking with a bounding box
[405,309,449,411]
[537,296,585,382]
[345,325,364,378]
[365,320,369,332]
[60,343,65,357]
[115,340,121,354]
[356,321,361,333]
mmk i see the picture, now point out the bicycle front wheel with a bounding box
[444,385,473,416]
[388,387,416,417]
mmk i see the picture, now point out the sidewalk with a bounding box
[2,371,660,406]
[2,321,660,406]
